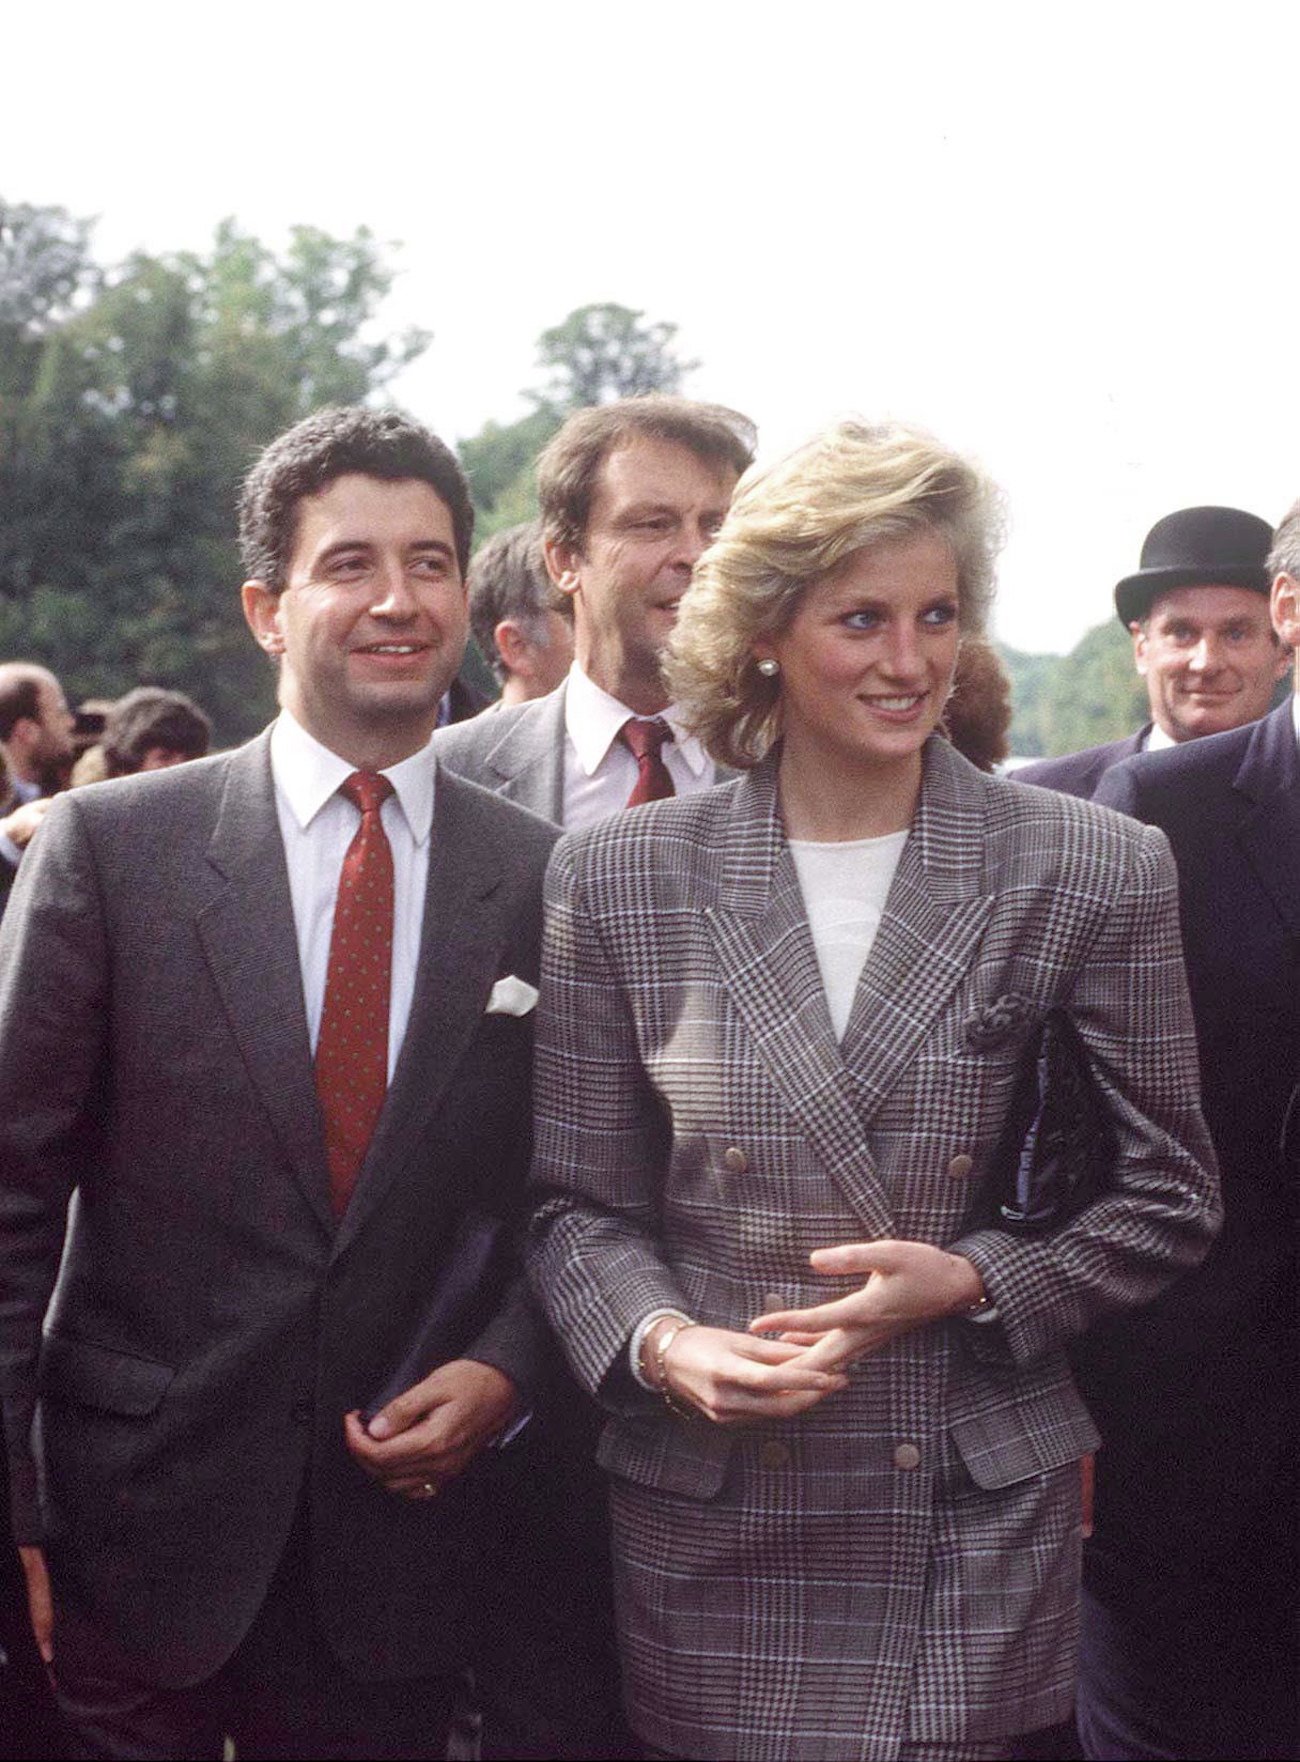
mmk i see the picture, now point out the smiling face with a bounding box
[547,436,738,715]
[241,473,468,769]
[756,530,961,796]
[1132,583,1289,743]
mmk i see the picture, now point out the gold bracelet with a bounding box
[652,1316,697,1419]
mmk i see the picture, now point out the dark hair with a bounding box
[467,522,559,683]
[537,395,756,554]
[238,406,474,590]
[101,687,212,777]
[942,639,1013,773]
[0,664,49,743]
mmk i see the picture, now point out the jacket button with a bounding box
[948,1153,974,1179]
[894,1441,921,1470]
[290,1399,313,1426]
[763,1291,785,1314]
[723,1146,748,1174]
[759,1441,791,1469]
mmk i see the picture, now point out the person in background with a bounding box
[1017,506,1288,798]
[1075,505,1300,1761]
[434,394,755,823]
[468,522,574,706]
[0,663,75,921]
[943,636,1013,772]
[527,419,1220,1762]
[99,686,212,777]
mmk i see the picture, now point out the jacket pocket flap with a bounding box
[597,1415,732,1500]
[950,1399,1099,1490]
[39,1333,174,1416]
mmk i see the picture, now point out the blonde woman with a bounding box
[526,422,1219,1762]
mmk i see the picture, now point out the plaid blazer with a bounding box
[527,736,1220,1762]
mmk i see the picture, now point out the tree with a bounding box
[0,210,431,739]
[0,199,97,398]
[460,303,697,541]
[530,302,697,411]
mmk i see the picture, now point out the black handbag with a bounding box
[972,1007,1118,1236]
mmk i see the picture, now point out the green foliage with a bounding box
[0,208,431,741]
[460,302,697,541]
[1000,621,1148,758]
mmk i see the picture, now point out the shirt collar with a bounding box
[563,662,710,779]
[1144,721,1176,753]
[269,710,436,844]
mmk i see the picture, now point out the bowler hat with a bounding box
[1114,506,1274,627]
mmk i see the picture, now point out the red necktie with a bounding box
[619,718,676,806]
[315,771,395,1219]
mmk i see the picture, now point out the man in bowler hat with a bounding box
[1017,506,1289,797]
[1074,508,1300,1758]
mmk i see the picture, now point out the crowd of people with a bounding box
[0,395,1292,1762]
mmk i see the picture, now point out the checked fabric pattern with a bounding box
[618,716,676,806]
[316,770,394,1218]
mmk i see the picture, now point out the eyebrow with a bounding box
[315,538,457,565]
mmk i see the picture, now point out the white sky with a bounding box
[6,1,1298,653]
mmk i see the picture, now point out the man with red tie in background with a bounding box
[0,408,557,1758]
[433,395,752,1758]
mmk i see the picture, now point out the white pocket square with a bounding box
[486,975,539,1017]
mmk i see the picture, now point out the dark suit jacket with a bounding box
[1012,727,1149,800]
[0,733,558,1688]
[1084,701,1298,1601]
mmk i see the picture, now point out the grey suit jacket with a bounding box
[527,737,1220,1758]
[0,732,559,1687]
[432,679,734,825]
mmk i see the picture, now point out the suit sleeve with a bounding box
[952,821,1222,1367]
[526,838,689,1406]
[1092,756,1141,816]
[0,795,109,1542]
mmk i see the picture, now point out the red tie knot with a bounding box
[340,770,394,817]
[619,718,674,762]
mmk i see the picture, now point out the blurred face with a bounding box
[549,436,738,714]
[32,676,75,769]
[1133,584,1289,742]
[242,474,467,769]
[755,531,961,782]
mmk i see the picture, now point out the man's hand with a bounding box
[1,798,53,852]
[748,1239,986,1372]
[18,1544,53,1663]
[657,1324,847,1426]
[343,1359,517,1500]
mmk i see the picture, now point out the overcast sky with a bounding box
[7,1,1297,653]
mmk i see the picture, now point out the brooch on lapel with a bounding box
[963,993,1038,1051]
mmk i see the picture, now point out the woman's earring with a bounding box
[756,658,780,678]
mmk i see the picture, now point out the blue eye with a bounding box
[923,602,959,627]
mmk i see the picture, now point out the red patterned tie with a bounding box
[315,771,395,1219]
[619,717,676,806]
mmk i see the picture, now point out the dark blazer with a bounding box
[1013,727,1149,800]
[0,733,558,1689]
[1085,703,1298,1594]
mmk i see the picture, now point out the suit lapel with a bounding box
[838,740,995,1116]
[704,741,993,1233]
[1233,703,1300,940]
[484,684,566,821]
[196,734,333,1236]
[332,767,509,1256]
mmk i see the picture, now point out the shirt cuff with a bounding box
[629,1308,695,1391]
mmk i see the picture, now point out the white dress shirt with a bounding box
[0,775,42,870]
[562,663,716,831]
[270,711,434,1082]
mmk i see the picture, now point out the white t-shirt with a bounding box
[789,831,908,1040]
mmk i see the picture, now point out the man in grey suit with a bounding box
[435,395,755,823]
[0,408,557,1758]
[1017,506,1287,798]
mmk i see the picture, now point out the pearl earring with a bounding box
[756,658,780,678]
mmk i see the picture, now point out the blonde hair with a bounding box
[667,420,1003,769]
